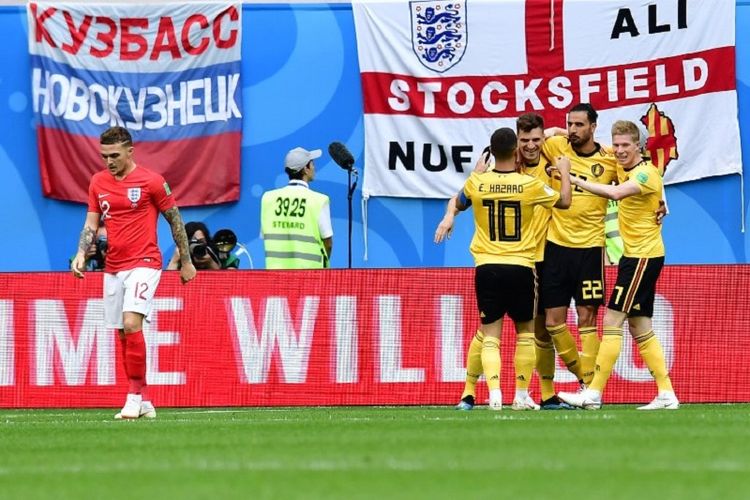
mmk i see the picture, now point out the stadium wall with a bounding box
[1,266,748,407]
[0,3,749,271]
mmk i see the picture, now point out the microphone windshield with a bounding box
[328,142,355,170]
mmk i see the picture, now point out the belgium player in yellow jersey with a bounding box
[559,120,678,410]
[541,103,618,389]
[436,114,580,410]
[516,113,578,410]
[444,127,571,410]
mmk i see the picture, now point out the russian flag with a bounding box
[28,2,243,206]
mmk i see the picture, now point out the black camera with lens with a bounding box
[189,238,210,259]
[91,235,108,269]
[188,237,219,269]
[188,237,220,269]
[95,236,108,256]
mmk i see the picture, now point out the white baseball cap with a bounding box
[284,147,322,172]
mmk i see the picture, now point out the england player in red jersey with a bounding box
[71,126,196,419]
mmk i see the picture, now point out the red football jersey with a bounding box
[87,165,176,273]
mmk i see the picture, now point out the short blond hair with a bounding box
[611,120,640,143]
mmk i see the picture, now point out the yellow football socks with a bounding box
[461,330,484,399]
[547,324,583,382]
[635,331,674,393]
[514,332,535,391]
[535,337,556,401]
[589,326,622,392]
[579,326,600,385]
[481,336,501,391]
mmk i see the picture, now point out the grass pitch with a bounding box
[1,405,748,500]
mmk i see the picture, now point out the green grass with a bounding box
[1,405,749,500]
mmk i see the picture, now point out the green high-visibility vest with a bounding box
[605,199,624,265]
[261,184,330,269]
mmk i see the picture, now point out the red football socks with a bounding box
[119,335,129,377]
[125,331,147,394]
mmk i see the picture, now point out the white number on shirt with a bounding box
[99,200,112,219]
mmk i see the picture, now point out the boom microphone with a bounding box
[328,141,355,170]
[328,141,358,268]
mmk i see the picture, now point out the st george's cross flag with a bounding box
[352,0,741,199]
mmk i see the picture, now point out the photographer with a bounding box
[70,225,108,271]
[212,228,241,269]
[167,221,220,270]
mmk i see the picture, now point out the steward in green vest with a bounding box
[261,147,333,269]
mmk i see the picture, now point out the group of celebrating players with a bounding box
[71,101,678,419]
[435,103,679,411]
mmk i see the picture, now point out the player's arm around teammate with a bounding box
[550,156,572,208]
[559,121,677,410]
[434,150,493,243]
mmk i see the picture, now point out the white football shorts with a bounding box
[103,267,162,329]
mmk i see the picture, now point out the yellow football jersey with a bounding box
[463,170,559,268]
[542,136,618,248]
[617,160,665,258]
[520,158,552,262]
